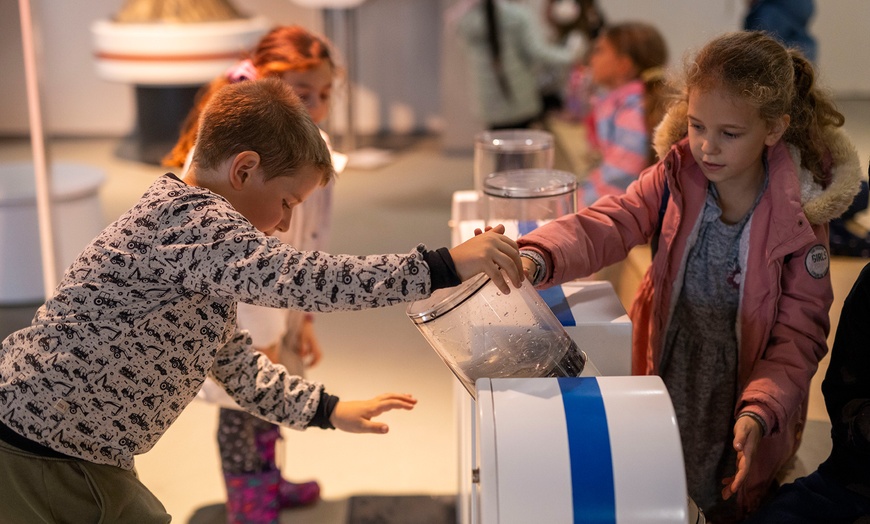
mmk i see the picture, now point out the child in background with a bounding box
[0,78,524,524]
[516,31,862,522]
[166,25,345,520]
[565,22,670,207]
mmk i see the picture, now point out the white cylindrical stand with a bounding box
[475,376,689,523]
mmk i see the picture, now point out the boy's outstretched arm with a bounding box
[329,393,418,434]
[449,224,523,294]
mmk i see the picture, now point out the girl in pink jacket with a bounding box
[517,31,862,522]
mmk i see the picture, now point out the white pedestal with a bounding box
[474,377,687,524]
[91,17,271,86]
[0,163,106,304]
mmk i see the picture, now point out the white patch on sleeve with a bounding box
[805,244,830,279]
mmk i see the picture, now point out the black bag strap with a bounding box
[650,179,670,257]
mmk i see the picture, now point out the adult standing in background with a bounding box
[538,0,607,113]
[744,0,817,63]
[453,0,584,130]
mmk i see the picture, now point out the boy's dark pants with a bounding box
[0,438,170,523]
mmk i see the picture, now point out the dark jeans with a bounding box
[743,470,870,524]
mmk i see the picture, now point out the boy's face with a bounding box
[229,162,323,235]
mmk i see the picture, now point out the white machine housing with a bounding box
[474,376,688,523]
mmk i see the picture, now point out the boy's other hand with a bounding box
[330,393,417,434]
[449,224,523,294]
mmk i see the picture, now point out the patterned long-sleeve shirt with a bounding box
[0,174,454,469]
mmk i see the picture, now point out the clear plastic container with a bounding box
[483,168,577,230]
[406,274,587,398]
[473,129,555,195]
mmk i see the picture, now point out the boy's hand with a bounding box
[721,415,763,500]
[449,224,523,294]
[329,393,417,434]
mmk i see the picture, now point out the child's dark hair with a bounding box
[193,78,333,183]
[164,25,338,168]
[601,22,671,163]
[483,0,512,100]
[679,31,844,183]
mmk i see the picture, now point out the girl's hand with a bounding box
[296,316,322,368]
[449,224,523,294]
[329,393,417,434]
[721,415,763,500]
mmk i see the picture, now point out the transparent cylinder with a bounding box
[473,129,555,195]
[406,275,588,398]
[483,169,577,230]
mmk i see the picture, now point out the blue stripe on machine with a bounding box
[518,220,576,326]
[517,220,538,237]
[558,377,616,523]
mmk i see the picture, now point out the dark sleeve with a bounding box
[423,247,461,291]
[307,391,339,430]
[823,262,870,459]
[843,399,870,456]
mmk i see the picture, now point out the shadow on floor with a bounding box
[187,495,455,524]
[188,498,350,524]
[346,494,456,524]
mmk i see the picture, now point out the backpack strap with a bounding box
[650,179,670,257]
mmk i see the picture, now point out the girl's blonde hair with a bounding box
[677,31,844,184]
[164,25,339,168]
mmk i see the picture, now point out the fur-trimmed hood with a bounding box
[652,101,864,224]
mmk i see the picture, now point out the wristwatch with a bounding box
[520,250,545,286]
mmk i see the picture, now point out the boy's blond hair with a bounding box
[192,77,334,184]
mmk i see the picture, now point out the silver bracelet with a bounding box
[520,250,546,286]
[737,411,768,436]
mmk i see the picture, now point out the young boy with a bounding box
[0,78,523,523]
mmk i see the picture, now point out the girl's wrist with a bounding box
[520,250,546,285]
[737,411,767,436]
